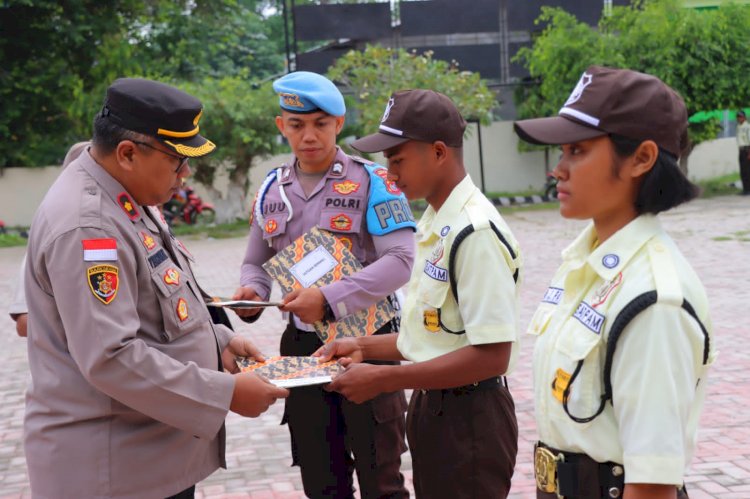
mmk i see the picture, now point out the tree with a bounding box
[514,0,750,170]
[328,45,496,139]
[180,77,282,223]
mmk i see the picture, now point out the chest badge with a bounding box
[163,268,180,286]
[333,180,360,195]
[140,232,156,251]
[552,368,572,403]
[440,226,450,237]
[330,213,353,231]
[176,298,189,322]
[265,219,278,234]
[87,265,119,305]
[423,309,440,333]
[591,272,623,308]
[602,253,620,269]
[430,239,445,264]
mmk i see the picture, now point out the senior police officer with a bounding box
[24,78,288,499]
[319,89,522,498]
[233,72,415,499]
[515,67,715,498]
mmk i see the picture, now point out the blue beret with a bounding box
[272,71,345,116]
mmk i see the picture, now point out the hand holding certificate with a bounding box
[235,356,343,388]
[208,299,282,309]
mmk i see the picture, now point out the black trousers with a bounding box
[165,485,194,499]
[740,147,750,193]
[280,322,409,499]
[407,384,518,499]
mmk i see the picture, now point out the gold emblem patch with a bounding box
[423,309,440,332]
[265,219,278,234]
[552,368,572,403]
[140,232,156,251]
[163,268,180,286]
[176,298,189,322]
[280,92,304,108]
[333,181,360,195]
[87,265,119,305]
[330,214,352,231]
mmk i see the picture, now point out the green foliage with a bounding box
[514,0,750,152]
[328,45,496,138]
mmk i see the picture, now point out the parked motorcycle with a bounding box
[544,172,558,200]
[162,186,216,226]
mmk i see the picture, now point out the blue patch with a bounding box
[440,226,450,237]
[365,164,417,236]
[148,248,169,268]
[542,286,564,305]
[602,253,620,269]
[573,302,605,334]
[424,260,448,282]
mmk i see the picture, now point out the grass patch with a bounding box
[697,172,741,198]
[711,236,732,242]
[171,220,250,240]
[0,233,28,248]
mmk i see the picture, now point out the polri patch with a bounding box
[176,298,189,322]
[330,213,352,231]
[140,232,156,251]
[424,260,448,282]
[573,301,605,334]
[117,192,139,221]
[82,238,118,261]
[541,287,564,305]
[333,180,360,195]
[163,268,180,286]
[148,248,169,268]
[87,264,119,305]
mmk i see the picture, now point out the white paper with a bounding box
[289,245,337,288]
[270,376,334,388]
[207,300,282,309]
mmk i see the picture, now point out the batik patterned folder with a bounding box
[262,227,395,343]
[236,356,343,388]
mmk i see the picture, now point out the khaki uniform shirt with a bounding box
[24,151,236,499]
[528,215,715,485]
[737,120,750,148]
[397,176,522,372]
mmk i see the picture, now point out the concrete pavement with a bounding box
[0,195,748,498]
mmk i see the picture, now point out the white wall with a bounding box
[1,129,741,226]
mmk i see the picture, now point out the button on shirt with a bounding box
[397,175,522,369]
[528,215,715,485]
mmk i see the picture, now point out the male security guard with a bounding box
[24,78,288,499]
[233,72,415,499]
[319,89,522,498]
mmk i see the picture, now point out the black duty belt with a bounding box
[423,376,506,396]
[534,442,625,499]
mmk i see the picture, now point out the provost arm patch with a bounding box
[364,164,416,236]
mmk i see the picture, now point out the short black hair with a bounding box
[91,113,147,155]
[738,110,746,118]
[610,134,700,215]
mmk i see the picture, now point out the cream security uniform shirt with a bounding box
[397,175,522,370]
[528,215,715,485]
[737,120,750,147]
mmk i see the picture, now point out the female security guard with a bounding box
[514,66,716,499]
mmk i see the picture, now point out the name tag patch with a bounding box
[424,260,448,282]
[542,286,563,305]
[148,248,169,268]
[573,302,605,334]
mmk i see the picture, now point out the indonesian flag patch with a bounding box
[87,265,119,305]
[82,238,118,261]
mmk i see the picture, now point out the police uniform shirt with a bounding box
[528,214,715,485]
[24,150,236,498]
[737,120,750,148]
[397,175,522,368]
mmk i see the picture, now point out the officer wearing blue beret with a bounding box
[234,71,416,498]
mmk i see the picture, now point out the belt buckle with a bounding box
[534,445,563,496]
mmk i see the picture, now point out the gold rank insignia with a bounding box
[87,264,119,305]
[423,309,440,333]
[140,231,156,251]
[333,180,360,195]
[329,213,352,231]
[279,92,304,108]
[117,192,139,221]
[163,268,180,286]
[176,298,189,322]
[552,368,572,403]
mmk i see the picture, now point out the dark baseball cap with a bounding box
[101,78,216,158]
[351,89,467,153]
[514,66,688,157]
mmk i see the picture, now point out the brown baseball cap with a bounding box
[351,89,467,153]
[514,66,688,157]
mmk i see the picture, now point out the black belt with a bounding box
[534,442,624,499]
[435,376,506,396]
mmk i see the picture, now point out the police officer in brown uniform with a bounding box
[234,72,415,499]
[24,78,288,499]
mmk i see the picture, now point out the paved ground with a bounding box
[0,195,748,498]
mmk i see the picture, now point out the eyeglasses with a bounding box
[131,141,189,173]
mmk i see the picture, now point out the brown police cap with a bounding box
[514,66,688,157]
[351,89,467,153]
[102,78,216,158]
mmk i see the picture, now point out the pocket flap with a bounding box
[417,269,450,308]
[527,304,555,337]
[261,216,287,240]
[556,318,604,361]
